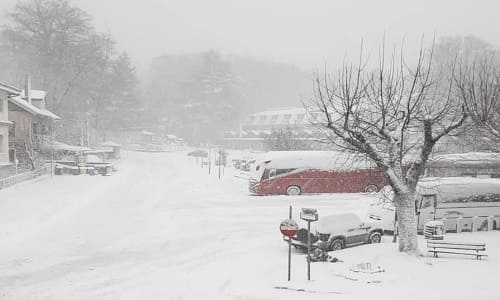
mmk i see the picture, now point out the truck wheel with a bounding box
[286,185,301,196]
[330,239,344,251]
[369,232,382,244]
[364,184,378,193]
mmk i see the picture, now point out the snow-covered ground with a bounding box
[0,150,499,299]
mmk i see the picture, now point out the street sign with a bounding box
[280,219,298,237]
[300,208,318,281]
[300,208,318,222]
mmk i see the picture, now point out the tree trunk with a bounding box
[394,192,419,253]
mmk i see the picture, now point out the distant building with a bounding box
[425,152,500,178]
[0,82,22,178]
[222,107,323,149]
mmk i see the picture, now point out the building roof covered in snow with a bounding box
[244,107,311,126]
[430,152,500,163]
[41,140,91,152]
[425,152,500,178]
[0,82,22,95]
[9,89,60,120]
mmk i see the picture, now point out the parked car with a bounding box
[187,150,208,158]
[240,159,256,172]
[285,213,384,251]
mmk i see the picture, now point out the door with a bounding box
[346,225,371,245]
[417,194,437,229]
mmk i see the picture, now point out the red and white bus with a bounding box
[249,151,387,195]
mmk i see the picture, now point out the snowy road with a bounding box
[0,151,375,299]
[1,151,499,300]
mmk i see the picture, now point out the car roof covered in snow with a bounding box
[316,213,361,233]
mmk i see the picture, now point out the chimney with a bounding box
[24,74,31,104]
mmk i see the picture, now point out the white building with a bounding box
[222,107,323,149]
[0,82,22,178]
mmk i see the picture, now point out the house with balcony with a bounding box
[8,89,60,170]
[0,82,22,178]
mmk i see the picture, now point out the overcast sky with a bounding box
[1,0,499,73]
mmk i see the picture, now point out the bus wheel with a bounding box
[364,184,378,193]
[286,185,301,196]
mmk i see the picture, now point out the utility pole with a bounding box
[85,112,90,147]
[80,123,84,147]
[50,123,54,179]
[218,149,221,179]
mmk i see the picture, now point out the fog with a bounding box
[2,1,500,299]
[2,0,499,73]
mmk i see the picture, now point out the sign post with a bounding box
[280,206,298,282]
[300,208,318,281]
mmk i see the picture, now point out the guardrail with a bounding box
[0,165,51,190]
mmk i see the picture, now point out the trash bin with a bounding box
[424,220,445,240]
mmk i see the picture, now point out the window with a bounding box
[276,168,296,176]
[282,114,292,124]
[270,114,279,124]
[8,148,16,163]
[0,99,3,112]
[262,168,277,180]
[9,121,15,138]
[0,135,4,154]
[262,169,270,180]
[295,114,305,123]
[420,194,437,209]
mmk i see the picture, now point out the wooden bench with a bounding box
[427,240,487,260]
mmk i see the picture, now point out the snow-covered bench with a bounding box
[427,240,487,260]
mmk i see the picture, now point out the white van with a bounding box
[368,177,500,233]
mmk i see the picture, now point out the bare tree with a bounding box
[307,43,467,253]
[263,127,307,151]
[456,53,500,148]
[1,0,141,146]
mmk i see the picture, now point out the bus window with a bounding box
[420,194,437,209]
[262,168,277,180]
[276,168,297,176]
[262,169,270,180]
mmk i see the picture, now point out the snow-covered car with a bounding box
[285,213,384,251]
[187,150,208,158]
